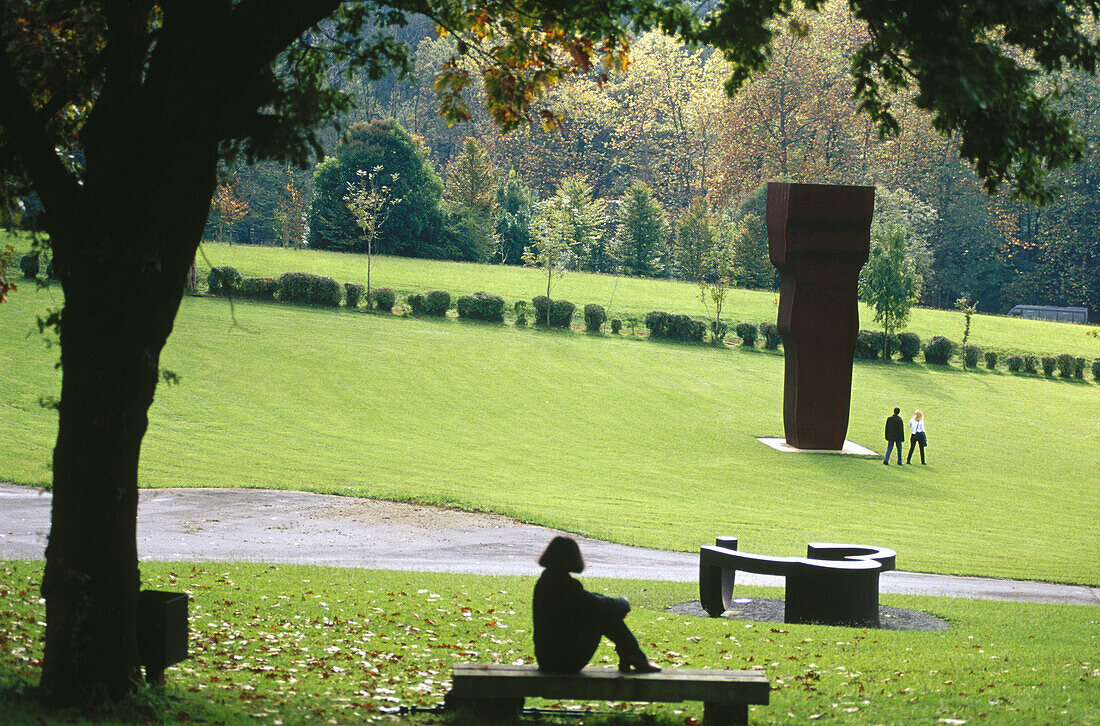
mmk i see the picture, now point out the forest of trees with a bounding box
[203,7,1099,316]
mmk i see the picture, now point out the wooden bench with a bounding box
[445,663,770,725]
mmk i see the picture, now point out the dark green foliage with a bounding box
[410,289,452,316]
[1007,355,1024,373]
[532,296,575,328]
[344,283,365,309]
[1055,353,1075,377]
[372,287,396,312]
[855,329,880,360]
[733,213,776,290]
[610,318,622,334]
[1093,358,1100,381]
[984,350,999,370]
[1024,355,1040,374]
[238,277,278,300]
[1074,357,1086,379]
[1041,356,1057,376]
[308,120,443,256]
[898,332,921,362]
[667,314,706,342]
[495,170,536,265]
[207,266,242,296]
[456,292,505,322]
[435,204,495,262]
[855,329,900,360]
[644,311,668,338]
[616,181,668,277]
[19,253,39,278]
[710,320,728,344]
[513,300,528,326]
[735,322,758,346]
[276,272,340,307]
[759,321,782,350]
[584,303,606,332]
[923,335,958,364]
[962,344,981,368]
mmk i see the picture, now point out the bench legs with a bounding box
[704,701,749,726]
[444,693,524,722]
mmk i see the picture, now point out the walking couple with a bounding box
[884,407,928,465]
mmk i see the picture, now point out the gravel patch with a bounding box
[668,598,949,631]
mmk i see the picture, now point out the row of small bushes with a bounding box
[730,321,783,349]
[206,268,1099,381]
[19,252,55,280]
[850,327,1100,380]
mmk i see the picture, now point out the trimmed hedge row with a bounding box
[407,289,451,316]
[457,292,505,322]
[533,296,576,328]
[645,311,706,342]
[201,267,1097,381]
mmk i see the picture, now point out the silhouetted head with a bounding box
[539,536,584,573]
[893,407,900,415]
[913,409,923,421]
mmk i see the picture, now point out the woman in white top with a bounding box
[907,409,927,464]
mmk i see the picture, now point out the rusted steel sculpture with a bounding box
[699,536,897,628]
[767,182,875,450]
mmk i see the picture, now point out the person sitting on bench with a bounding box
[533,536,660,674]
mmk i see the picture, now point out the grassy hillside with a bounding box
[2,283,1096,585]
[191,240,1100,359]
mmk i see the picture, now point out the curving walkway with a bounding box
[1,484,1096,606]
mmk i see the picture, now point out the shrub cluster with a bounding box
[276,272,341,306]
[1024,355,1040,374]
[533,296,576,328]
[407,289,451,316]
[238,277,277,300]
[734,322,758,346]
[709,320,728,344]
[610,318,622,334]
[1093,358,1100,381]
[984,350,998,370]
[645,311,706,342]
[923,335,957,364]
[207,266,242,296]
[1006,355,1023,372]
[584,303,606,333]
[19,253,39,279]
[897,332,921,361]
[759,321,782,350]
[372,288,396,312]
[344,283,365,309]
[961,344,981,369]
[457,292,505,322]
[1041,356,1057,376]
[855,329,900,360]
[1054,353,1073,377]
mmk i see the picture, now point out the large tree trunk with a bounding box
[39,125,216,703]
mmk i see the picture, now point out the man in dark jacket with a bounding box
[884,407,905,465]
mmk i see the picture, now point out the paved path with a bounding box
[1,485,1096,606]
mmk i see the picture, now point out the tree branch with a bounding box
[226,0,345,73]
[0,45,79,217]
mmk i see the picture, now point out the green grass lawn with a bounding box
[2,562,1097,725]
[2,282,1097,585]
